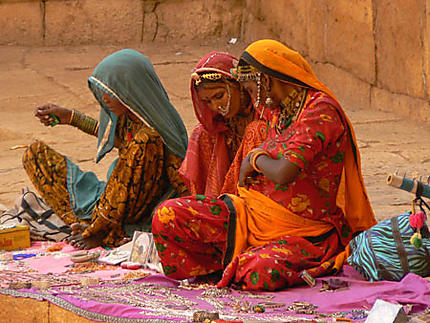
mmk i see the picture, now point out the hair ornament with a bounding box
[193,72,224,86]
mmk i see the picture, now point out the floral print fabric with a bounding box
[250,90,353,244]
[152,195,228,278]
[23,116,186,247]
[152,90,353,290]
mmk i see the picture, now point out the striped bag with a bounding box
[347,213,430,281]
[0,187,71,242]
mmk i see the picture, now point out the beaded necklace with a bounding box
[275,87,308,134]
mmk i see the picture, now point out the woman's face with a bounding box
[102,92,128,116]
[197,81,241,118]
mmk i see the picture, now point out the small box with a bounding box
[0,225,30,251]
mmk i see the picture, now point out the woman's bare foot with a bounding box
[68,232,105,250]
[71,223,87,235]
[65,223,88,243]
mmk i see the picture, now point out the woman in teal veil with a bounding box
[23,49,188,249]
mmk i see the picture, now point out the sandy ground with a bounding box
[1,41,430,221]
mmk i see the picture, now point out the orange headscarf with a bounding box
[240,39,376,237]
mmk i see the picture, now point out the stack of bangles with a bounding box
[70,109,99,136]
[248,148,271,173]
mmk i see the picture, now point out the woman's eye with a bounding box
[215,92,224,100]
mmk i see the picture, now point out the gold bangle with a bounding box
[69,109,75,124]
[70,109,98,136]
[249,149,270,173]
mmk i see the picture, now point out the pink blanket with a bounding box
[1,241,429,322]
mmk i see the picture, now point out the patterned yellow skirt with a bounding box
[22,129,171,247]
[22,140,79,225]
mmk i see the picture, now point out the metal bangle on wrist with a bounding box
[70,109,99,135]
[249,148,270,173]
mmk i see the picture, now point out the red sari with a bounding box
[153,91,355,290]
[179,52,265,196]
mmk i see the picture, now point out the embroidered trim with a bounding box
[89,76,152,129]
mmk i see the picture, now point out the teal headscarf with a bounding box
[66,49,188,220]
[88,48,188,162]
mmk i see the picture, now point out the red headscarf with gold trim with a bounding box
[179,52,239,196]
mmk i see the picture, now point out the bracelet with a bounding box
[69,109,75,124]
[249,148,270,173]
[70,109,99,136]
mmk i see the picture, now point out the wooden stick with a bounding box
[387,174,430,199]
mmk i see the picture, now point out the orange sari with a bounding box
[234,39,376,243]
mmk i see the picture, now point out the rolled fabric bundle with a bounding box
[386,174,430,199]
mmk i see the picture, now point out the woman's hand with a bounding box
[239,148,301,187]
[34,104,72,126]
[239,154,257,187]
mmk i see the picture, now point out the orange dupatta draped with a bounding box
[226,186,335,260]
[228,40,376,266]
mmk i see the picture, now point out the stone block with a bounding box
[374,0,425,98]
[243,0,262,19]
[143,12,157,43]
[313,62,371,111]
[241,0,310,55]
[324,0,375,84]
[259,0,309,54]
[306,0,326,61]
[0,1,43,45]
[154,0,242,42]
[240,11,278,44]
[143,0,157,13]
[371,86,430,123]
[425,5,430,97]
[0,294,49,323]
[44,0,143,45]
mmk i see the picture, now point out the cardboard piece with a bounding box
[0,224,30,251]
[365,299,408,323]
[129,231,162,272]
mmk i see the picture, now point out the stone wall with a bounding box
[0,0,243,45]
[240,0,430,123]
[0,0,429,122]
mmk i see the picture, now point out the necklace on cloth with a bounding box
[275,87,308,133]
